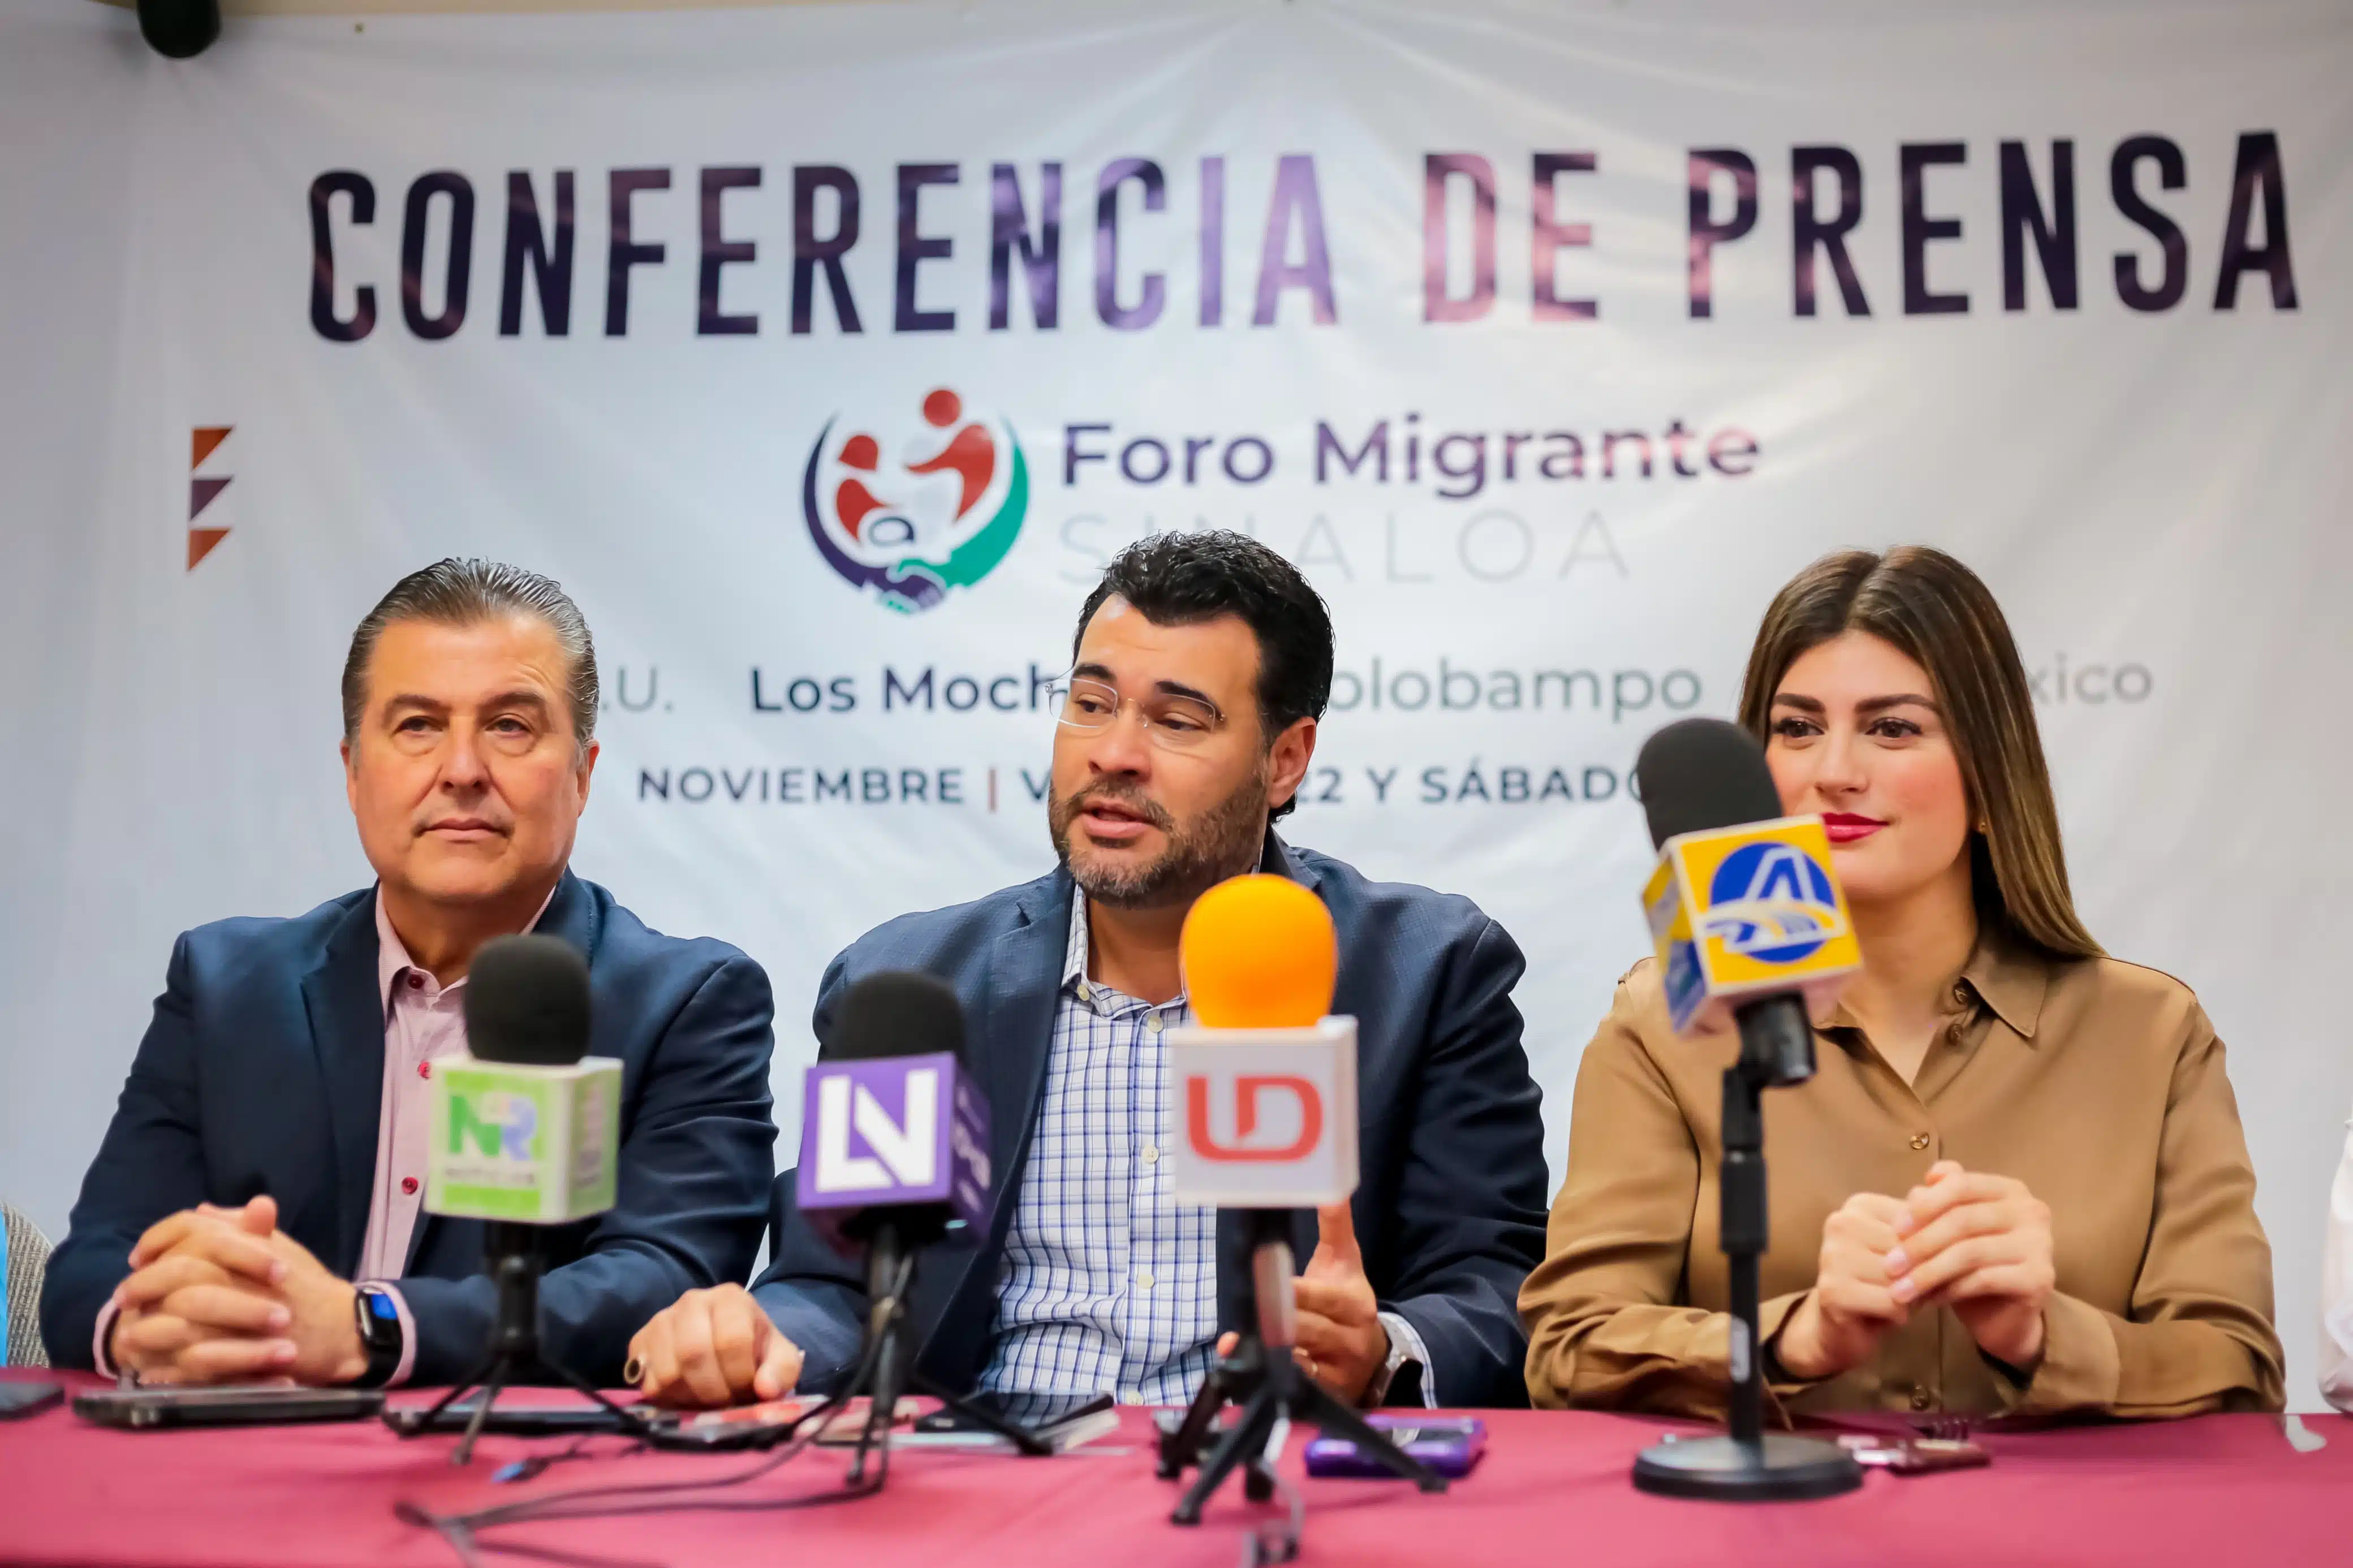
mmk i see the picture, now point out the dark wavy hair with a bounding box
[1075,531,1333,821]
[1736,546,2100,962]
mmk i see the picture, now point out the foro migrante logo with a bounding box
[801,387,1029,613]
[1702,840,1846,964]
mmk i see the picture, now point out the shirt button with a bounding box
[1141,1144,1161,1165]
[400,1176,419,1195]
[1910,1133,1932,1151]
[1910,1386,1933,1411]
[1951,984,1969,1007]
[1146,1014,1164,1033]
[1137,1270,1156,1290]
[1122,1391,1147,1406]
[1076,983,1093,1003]
[418,1061,432,1079]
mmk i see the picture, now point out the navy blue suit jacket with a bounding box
[752,837,1549,1407]
[42,872,777,1385]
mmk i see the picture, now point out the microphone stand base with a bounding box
[1161,1337,1448,1526]
[1632,1432,1862,1502]
[386,1229,647,1466]
[391,1351,648,1467]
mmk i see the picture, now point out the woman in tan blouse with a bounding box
[1521,547,2282,1420]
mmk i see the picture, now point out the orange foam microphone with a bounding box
[1171,872,1356,1204]
[1179,874,1338,1028]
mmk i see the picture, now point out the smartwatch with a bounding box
[352,1283,404,1389]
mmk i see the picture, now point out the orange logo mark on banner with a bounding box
[1185,1074,1324,1162]
[188,425,232,570]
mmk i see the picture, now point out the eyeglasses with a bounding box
[1054,677,1225,752]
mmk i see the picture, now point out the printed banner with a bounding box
[2,1,2347,1405]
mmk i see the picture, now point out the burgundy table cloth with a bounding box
[2,1373,2343,1568]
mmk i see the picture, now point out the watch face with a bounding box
[357,1288,400,1348]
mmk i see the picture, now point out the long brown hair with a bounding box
[1735,547,2101,962]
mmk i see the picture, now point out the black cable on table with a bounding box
[399,1255,908,1567]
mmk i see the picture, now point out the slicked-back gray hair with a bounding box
[341,558,598,753]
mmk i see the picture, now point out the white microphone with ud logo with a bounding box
[1169,1023,1358,1208]
[1166,876,1358,1209]
[1158,874,1446,1523]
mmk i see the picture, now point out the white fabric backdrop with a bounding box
[2,0,2347,1408]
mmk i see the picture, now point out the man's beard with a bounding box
[1048,764,1270,910]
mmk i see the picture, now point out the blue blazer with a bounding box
[42,872,777,1385]
[753,836,1550,1407]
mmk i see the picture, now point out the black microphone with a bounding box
[1634,716,1821,1088]
[1627,717,1863,1500]
[822,971,971,1447]
[400,934,641,1461]
[463,934,593,1068]
[794,972,1042,1474]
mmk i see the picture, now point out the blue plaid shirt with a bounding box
[976,897,1221,1407]
[976,897,1433,1409]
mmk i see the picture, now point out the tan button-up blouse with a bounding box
[1519,940,2283,1420]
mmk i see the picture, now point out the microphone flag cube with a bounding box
[426,1057,623,1224]
[1167,1016,1359,1208]
[1644,816,1861,1035]
[795,1053,992,1254]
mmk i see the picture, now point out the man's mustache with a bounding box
[1061,785,1175,833]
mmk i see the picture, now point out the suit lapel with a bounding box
[299,894,389,1277]
[919,872,1070,1368]
[403,872,598,1274]
[531,872,601,972]
[977,871,1072,1207]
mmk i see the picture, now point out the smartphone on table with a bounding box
[381,1394,649,1438]
[1302,1415,1487,1479]
[75,1384,385,1430]
[900,1391,1120,1453]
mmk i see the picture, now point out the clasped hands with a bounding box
[1774,1160,2055,1384]
[626,1203,1390,1409]
[108,1196,366,1386]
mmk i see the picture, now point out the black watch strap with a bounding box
[352,1283,403,1389]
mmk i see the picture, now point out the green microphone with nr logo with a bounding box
[396,934,640,1463]
[426,936,620,1225]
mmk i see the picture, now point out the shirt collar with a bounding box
[1061,888,1092,991]
[1059,830,1298,1003]
[1060,891,1192,1015]
[1956,932,2051,1041]
[1818,929,2052,1043]
[376,882,561,1016]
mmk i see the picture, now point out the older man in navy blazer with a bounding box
[42,560,775,1389]
[628,532,1547,1412]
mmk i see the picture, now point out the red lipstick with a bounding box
[1821,812,1885,845]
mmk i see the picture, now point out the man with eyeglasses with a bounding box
[624,531,1548,1413]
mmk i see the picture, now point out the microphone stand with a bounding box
[396,1222,650,1466]
[1631,997,1861,1500]
[1158,1209,1446,1526]
[841,1227,1054,1485]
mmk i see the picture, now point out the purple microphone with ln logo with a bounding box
[791,972,1042,1477]
[795,1027,992,1256]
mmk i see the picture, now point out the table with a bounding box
[2,1372,2344,1568]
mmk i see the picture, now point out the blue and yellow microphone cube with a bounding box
[1643,817,1861,1035]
